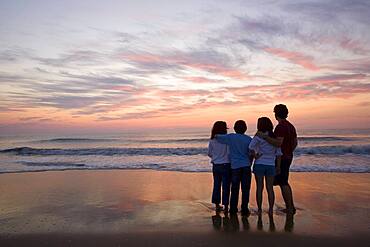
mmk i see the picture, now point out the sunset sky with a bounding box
[0,0,369,134]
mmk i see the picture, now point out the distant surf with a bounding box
[1,160,368,174]
[2,144,370,156]
[1,131,369,174]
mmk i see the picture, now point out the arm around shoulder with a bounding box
[215,134,229,144]
[264,135,283,147]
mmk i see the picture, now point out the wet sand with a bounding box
[0,170,369,246]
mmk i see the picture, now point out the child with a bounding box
[208,121,231,212]
[216,120,253,216]
[249,117,282,216]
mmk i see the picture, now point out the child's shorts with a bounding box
[253,164,275,176]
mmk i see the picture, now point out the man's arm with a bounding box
[275,155,281,175]
[256,131,283,147]
[293,136,298,150]
[215,134,229,145]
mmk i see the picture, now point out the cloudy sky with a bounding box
[0,0,369,133]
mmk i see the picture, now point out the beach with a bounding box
[0,170,369,246]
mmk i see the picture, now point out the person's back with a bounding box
[250,135,281,166]
[218,133,252,169]
[208,138,229,165]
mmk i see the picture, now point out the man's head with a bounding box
[274,104,289,120]
[234,120,247,134]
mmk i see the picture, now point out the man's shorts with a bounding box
[253,164,275,176]
[274,158,293,186]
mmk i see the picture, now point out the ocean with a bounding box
[0,129,369,174]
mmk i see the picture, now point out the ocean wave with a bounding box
[1,161,369,174]
[30,136,367,145]
[36,138,118,143]
[1,144,370,156]
[297,136,358,142]
[0,147,207,156]
[295,145,370,155]
[20,161,85,167]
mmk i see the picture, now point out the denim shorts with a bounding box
[253,164,275,176]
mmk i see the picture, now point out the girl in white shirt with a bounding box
[208,121,231,212]
[249,117,282,216]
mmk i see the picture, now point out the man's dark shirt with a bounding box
[274,119,297,159]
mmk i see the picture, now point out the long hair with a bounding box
[211,121,227,139]
[257,117,275,138]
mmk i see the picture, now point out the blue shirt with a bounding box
[216,133,252,169]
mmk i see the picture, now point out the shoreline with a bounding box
[1,167,370,175]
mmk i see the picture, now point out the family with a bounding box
[208,104,297,216]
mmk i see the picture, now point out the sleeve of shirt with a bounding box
[215,134,229,145]
[207,141,213,158]
[274,124,285,138]
[248,137,259,152]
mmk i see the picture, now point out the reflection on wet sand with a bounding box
[0,170,368,237]
[212,212,294,233]
[285,213,294,232]
[212,212,249,232]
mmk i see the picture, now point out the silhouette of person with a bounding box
[257,104,298,214]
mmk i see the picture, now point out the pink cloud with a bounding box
[183,76,217,83]
[264,47,319,71]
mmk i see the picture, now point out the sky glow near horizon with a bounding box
[0,0,370,133]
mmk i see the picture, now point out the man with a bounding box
[257,104,297,214]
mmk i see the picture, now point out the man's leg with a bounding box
[229,168,241,214]
[281,184,295,213]
[279,158,295,213]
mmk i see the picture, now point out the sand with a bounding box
[0,170,369,246]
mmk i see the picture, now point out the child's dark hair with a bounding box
[257,117,275,138]
[211,121,228,139]
[234,120,247,134]
[274,104,288,119]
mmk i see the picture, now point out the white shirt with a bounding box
[208,139,230,165]
[249,135,282,166]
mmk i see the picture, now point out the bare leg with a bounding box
[265,176,275,216]
[255,175,264,214]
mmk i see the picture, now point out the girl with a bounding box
[249,117,282,216]
[208,121,231,212]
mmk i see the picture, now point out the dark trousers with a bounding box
[212,163,231,206]
[230,166,252,213]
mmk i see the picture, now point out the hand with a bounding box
[256,131,267,139]
[255,153,263,160]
